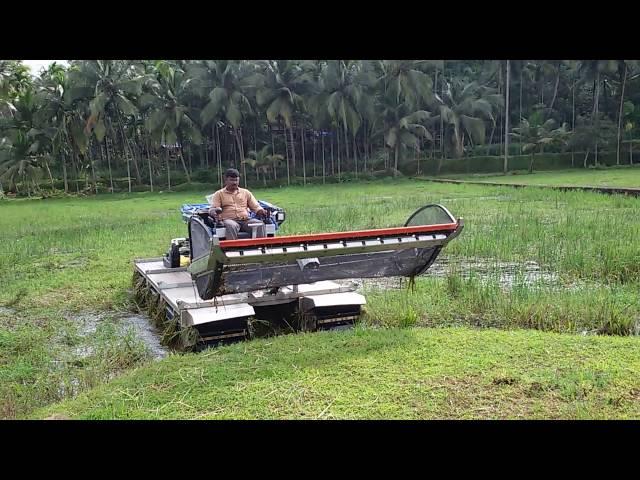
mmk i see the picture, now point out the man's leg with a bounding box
[223,219,241,240]
[239,219,267,238]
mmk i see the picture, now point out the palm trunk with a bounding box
[215,124,222,187]
[330,131,335,176]
[254,122,259,181]
[177,142,192,183]
[44,158,55,191]
[437,146,444,175]
[210,124,215,171]
[498,65,503,156]
[363,122,368,172]
[234,128,246,186]
[519,66,523,155]
[145,135,153,192]
[284,124,291,185]
[394,144,399,175]
[488,122,496,153]
[88,145,98,195]
[270,126,277,181]
[504,59,510,174]
[105,136,114,192]
[440,66,445,160]
[187,144,193,175]
[617,63,627,166]
[353,132,358,179]
[549,63,560,111]
[240,128,247,184]
[529,154,535,173]
[232,134,237,168]
[430,134,435,169]
[313,135,317,178]
[593,71,601,165]
[288,123,296,178]
[118,116,142,185]
[321,133,326,184]
[73,150,80,194]
[84,153,89,191]
[300,124,306,185]
[344,127,351,172]
[336,128,341,180]
[131,141,142,185]
[62,150,69,193]
[116,120,132,193]
[165,148,172,190]
[572,78,576,167]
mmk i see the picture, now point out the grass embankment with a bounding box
[34,327,640,420]
[433,165,640,188]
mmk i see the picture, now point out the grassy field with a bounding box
[33,327,640,420]
[434,165,640,188]
[2,172,640,419]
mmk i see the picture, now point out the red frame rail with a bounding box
[219,222,460,249]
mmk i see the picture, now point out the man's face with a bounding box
[224,175,240,191]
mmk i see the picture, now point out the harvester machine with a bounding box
[133,200,463,349]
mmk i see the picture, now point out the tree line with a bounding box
[1,60,639,195]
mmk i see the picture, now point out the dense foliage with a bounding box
[2,60,639,194]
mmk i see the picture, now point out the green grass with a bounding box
[32,327,640,420]
[2,178,638,312]
[435,166,640,188]
[2,176,640,419]
[364,277,640,335]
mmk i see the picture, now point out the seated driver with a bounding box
[209,168,268,240]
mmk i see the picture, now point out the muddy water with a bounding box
[427,257,562,288]
[70,312,169,360]
[118,313,169,360]
[338,257,569,292]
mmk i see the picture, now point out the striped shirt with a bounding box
[211,187,260,221]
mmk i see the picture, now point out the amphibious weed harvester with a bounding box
[133,199,463,349]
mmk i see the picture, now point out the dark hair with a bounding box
[224,168,240,178]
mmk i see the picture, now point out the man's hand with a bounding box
[209,207,222,219]
[255,208,267,219]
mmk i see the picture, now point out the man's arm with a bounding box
[247,191,267,218]
[209,191,222,217]
[211,191,222,208]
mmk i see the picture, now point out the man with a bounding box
[209,168,268,240]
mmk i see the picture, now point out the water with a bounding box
[339,257,579,292]
[70,311,169,360]
[118,313,169,360]
[427,257,562,289]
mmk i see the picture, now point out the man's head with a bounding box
[223,168,240,191]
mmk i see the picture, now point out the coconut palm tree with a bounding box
[255,60,313,181]
[142,61,204,184]
[68,60,146,191]
[317,60,364,177]
[196,60,262,184]
[511,112,570,173]
[379,60,438,110]
[578,60,619,164]
[242,144,284,184]
[432,79,503,159]
[375,89,433,174]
